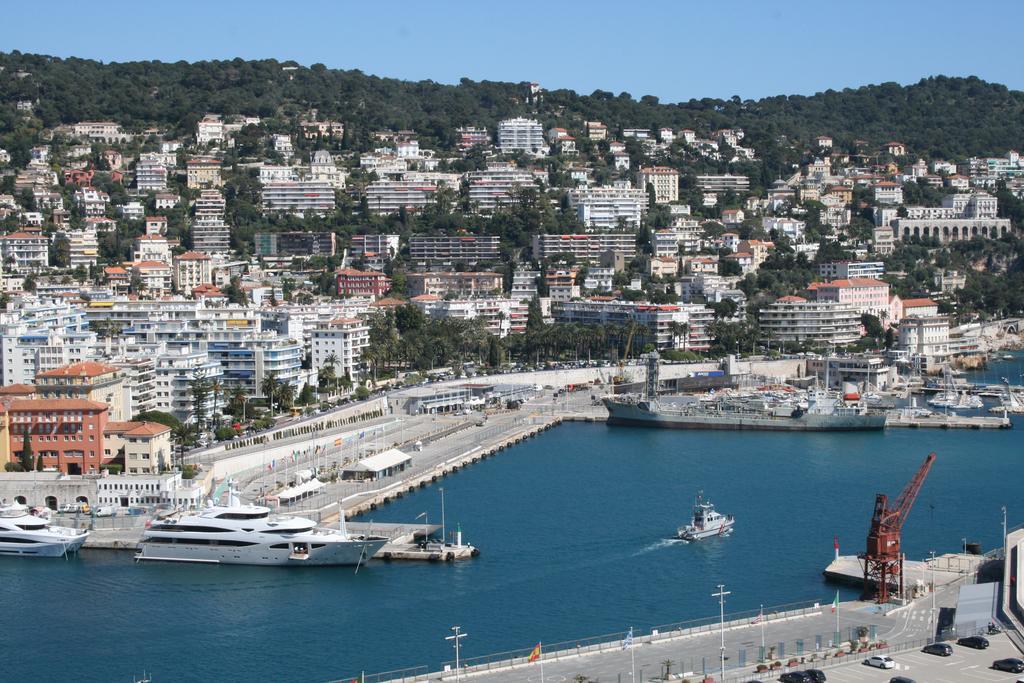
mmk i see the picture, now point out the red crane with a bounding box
[861,452,936,603]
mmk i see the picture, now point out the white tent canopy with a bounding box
[343,448,412,480]
[275,478,325,505]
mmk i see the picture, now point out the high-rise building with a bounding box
[497,117,546,154]
[191,189,230,255]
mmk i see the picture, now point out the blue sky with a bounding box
[3,0,1022,102]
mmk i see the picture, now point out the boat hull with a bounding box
[0,534,88,557]
[134,537,387,566]
[679,521,734,541]
[604,400,887,432]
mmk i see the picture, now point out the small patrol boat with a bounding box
[677,492,734,541]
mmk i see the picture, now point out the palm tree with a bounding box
[210,379,223,428]
[260,372,280,418]
[661,659,674,680]
[231,388,248,421]
[277,382,296,411]
[323,351,340,394]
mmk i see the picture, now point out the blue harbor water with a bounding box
[2,356,1022,682]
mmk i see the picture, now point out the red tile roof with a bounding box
[37,361,120,378]
[7,398,108,412]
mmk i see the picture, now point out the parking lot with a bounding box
[811,634,1021,683]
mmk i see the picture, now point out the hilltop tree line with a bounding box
[2,52,1023,162]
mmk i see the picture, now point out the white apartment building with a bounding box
[172,252,213,293]
[272,134,294,157]
[133,234,171,263]
[695,175,750,192]
[154,349,224,424]
[135,153,168,192]
[96,472,203,508]
[0,231,49,271]
[409,236,500,265]
[63,227,99,268]
[206,329,303,399]
[365,180,437,214]
[898,316,951,364]
[636,166,679,204]
[762,217,806,242]
[510,270,539,301]
[311,317,369,380]
[192,190,230,255]
[873,182,903,205]
[582,267,615,292]
[818,261,885,280]
[466,164,539,212]
[412,297,527,337]
[261,180,335,215]
[552,300,711,351]
[531,233,637,263]
[497,117,546,155]
[196,115,224,145]
[758,297,860,345]
[259,165,299,183]
[74,188,110,217]
[569,186,648,230]
[652,228,702,256]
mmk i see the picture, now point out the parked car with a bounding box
[803,670,826,682]
[864,655,896,669]
[888,677,916,683]
[922,642,953,656]
[957,635,990,649]
[778,673,811,683]
[993,658,1024,673]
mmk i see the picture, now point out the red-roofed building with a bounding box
[4,398,110,474]
[103,421,172,474]
[36,361,128,421]
[335,268,391,298]
[104,266,130,295]
[812,278,893,322]
[172,251,212,293]
[901,298,939,318]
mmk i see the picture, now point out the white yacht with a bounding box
[134,491,388,566]
[677,493,734,541]
[929,364,984,409]
[0,505,89,557]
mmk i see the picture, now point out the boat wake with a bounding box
[633,538,688,556]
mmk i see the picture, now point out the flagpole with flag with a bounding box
[833,589,840,634]
[527,642,544,683]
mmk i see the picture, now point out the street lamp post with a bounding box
[1002,506,1008,548]
[712,584,730,681]
[446,625,467,683]
[962,537,967,554]
[929,550,936,633]
[439,487,447,545]
[417,511,428,546]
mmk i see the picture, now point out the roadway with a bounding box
[460,579,970,683]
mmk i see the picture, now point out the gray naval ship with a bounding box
[603,353,887,432]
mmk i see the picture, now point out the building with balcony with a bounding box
[186,157,222,189]
[172,252,213,293]
[311,318,369,381]
[255,232,336,259]
[103,421,172,475]
[335,268,392,298]
[35,361,128,422]
[497,117,546,154]
[1,231,49,271]
[261,180,335,216]
[552,300,712,350]
[409,235,500,266]
[636,166,679,204]
[531,233,637,263]
[569,186,647,230]
[364,180,437,214]
[406,272,503,297]
[758,297,860,345]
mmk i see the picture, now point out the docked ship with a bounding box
[135,490,388,566]
[603,354,887,432]
[0,505,89,557]
[678,493,733,541]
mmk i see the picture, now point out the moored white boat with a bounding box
[134,489,387,566]
[0,504,89,557]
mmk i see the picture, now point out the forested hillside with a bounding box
[2,52,1023,160]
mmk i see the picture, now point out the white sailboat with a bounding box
[989,377,1024,415]
[928,364,983,409]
